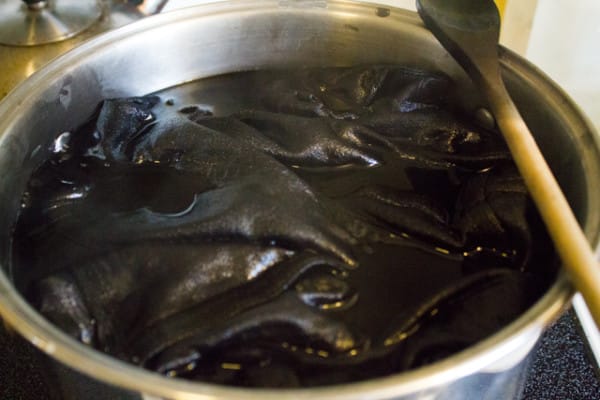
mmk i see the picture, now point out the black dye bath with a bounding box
[12,66,557,387]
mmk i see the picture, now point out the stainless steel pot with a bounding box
[1,1,599,399]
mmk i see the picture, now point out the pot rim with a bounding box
[0,1,596,399]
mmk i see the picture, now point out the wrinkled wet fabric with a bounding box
[13,66,557,387]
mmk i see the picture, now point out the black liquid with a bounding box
[12,66,557,387]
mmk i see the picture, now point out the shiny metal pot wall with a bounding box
[0,1,599,399]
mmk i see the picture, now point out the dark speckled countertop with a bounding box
[1,308,599,399]
[522,310,600,399]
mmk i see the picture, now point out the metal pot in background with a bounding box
[0,1,599,399]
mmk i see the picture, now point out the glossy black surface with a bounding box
[12,66,556,387]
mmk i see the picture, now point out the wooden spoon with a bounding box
[416,0,600,328]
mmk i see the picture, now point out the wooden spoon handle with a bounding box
[488,82,600,328]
